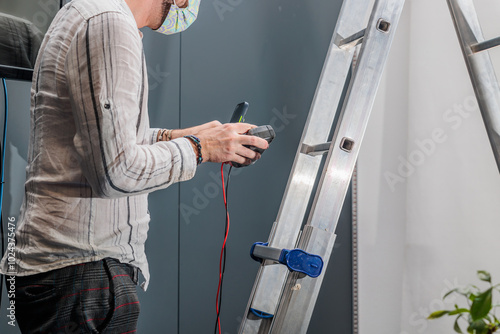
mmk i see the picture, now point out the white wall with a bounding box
[359,0,500,333]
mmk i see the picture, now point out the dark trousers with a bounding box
[9,258,140,334]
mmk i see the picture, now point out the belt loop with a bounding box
[132,266,139,285]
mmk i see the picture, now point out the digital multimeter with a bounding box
[229,102,275,168]
[230,102,249,123]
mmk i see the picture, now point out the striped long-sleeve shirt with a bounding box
[0,0,197,290]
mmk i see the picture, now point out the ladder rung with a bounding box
[300,137,355,156]
[300,142,331,156]
[471,36,500,53]
[252,244,282,262]
[337,29,366,49]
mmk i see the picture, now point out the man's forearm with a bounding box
[156,121,222,143]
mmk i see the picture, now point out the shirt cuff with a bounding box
[167,137,198,181]
[149,128,162,145]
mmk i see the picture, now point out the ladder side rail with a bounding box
[270,0,406,332]
[239,1,377,333]
[267,0,378,253]
[447,0,500,172]
[239,42,354,332]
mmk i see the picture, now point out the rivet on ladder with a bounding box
[377,19,391,33]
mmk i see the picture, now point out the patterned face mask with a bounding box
[155,0,201,35]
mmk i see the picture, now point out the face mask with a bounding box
[156,0,201,35]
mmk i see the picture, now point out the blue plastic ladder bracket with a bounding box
[250,242,324,278]
[249,308,274,319]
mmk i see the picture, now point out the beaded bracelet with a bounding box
[184,135,203,165]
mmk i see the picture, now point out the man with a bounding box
[0,0,268,332]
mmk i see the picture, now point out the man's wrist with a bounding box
[184,135,203,165]
[170,129,182,140]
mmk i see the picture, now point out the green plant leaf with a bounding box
[449,308,470,316]
[428,310,450,319]
[445,289,459,300]
[454,315,464,333]
[470,320,486,330]
[470,288,493,321]
[468,319,487,334]
[478,271,492,284]
[467,287,481,299]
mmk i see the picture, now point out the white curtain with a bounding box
[358,0,500,333]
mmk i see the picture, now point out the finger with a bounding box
[229,161,252,168]
[230,154,252,166]
[236,146,261,160]
[238,135,269,150]
[228,122,257,134]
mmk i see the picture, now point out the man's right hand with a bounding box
[195,122,269,166]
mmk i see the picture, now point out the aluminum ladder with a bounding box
[447,0,500,170]
[239,0,405,333]
[239,0,500,333]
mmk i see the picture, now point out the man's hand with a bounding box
[196,123,269,165]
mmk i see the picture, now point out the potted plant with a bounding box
[428,271,500,334]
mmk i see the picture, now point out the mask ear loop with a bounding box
[173,0,177,7]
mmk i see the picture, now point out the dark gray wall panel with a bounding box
[179,0,351,333]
